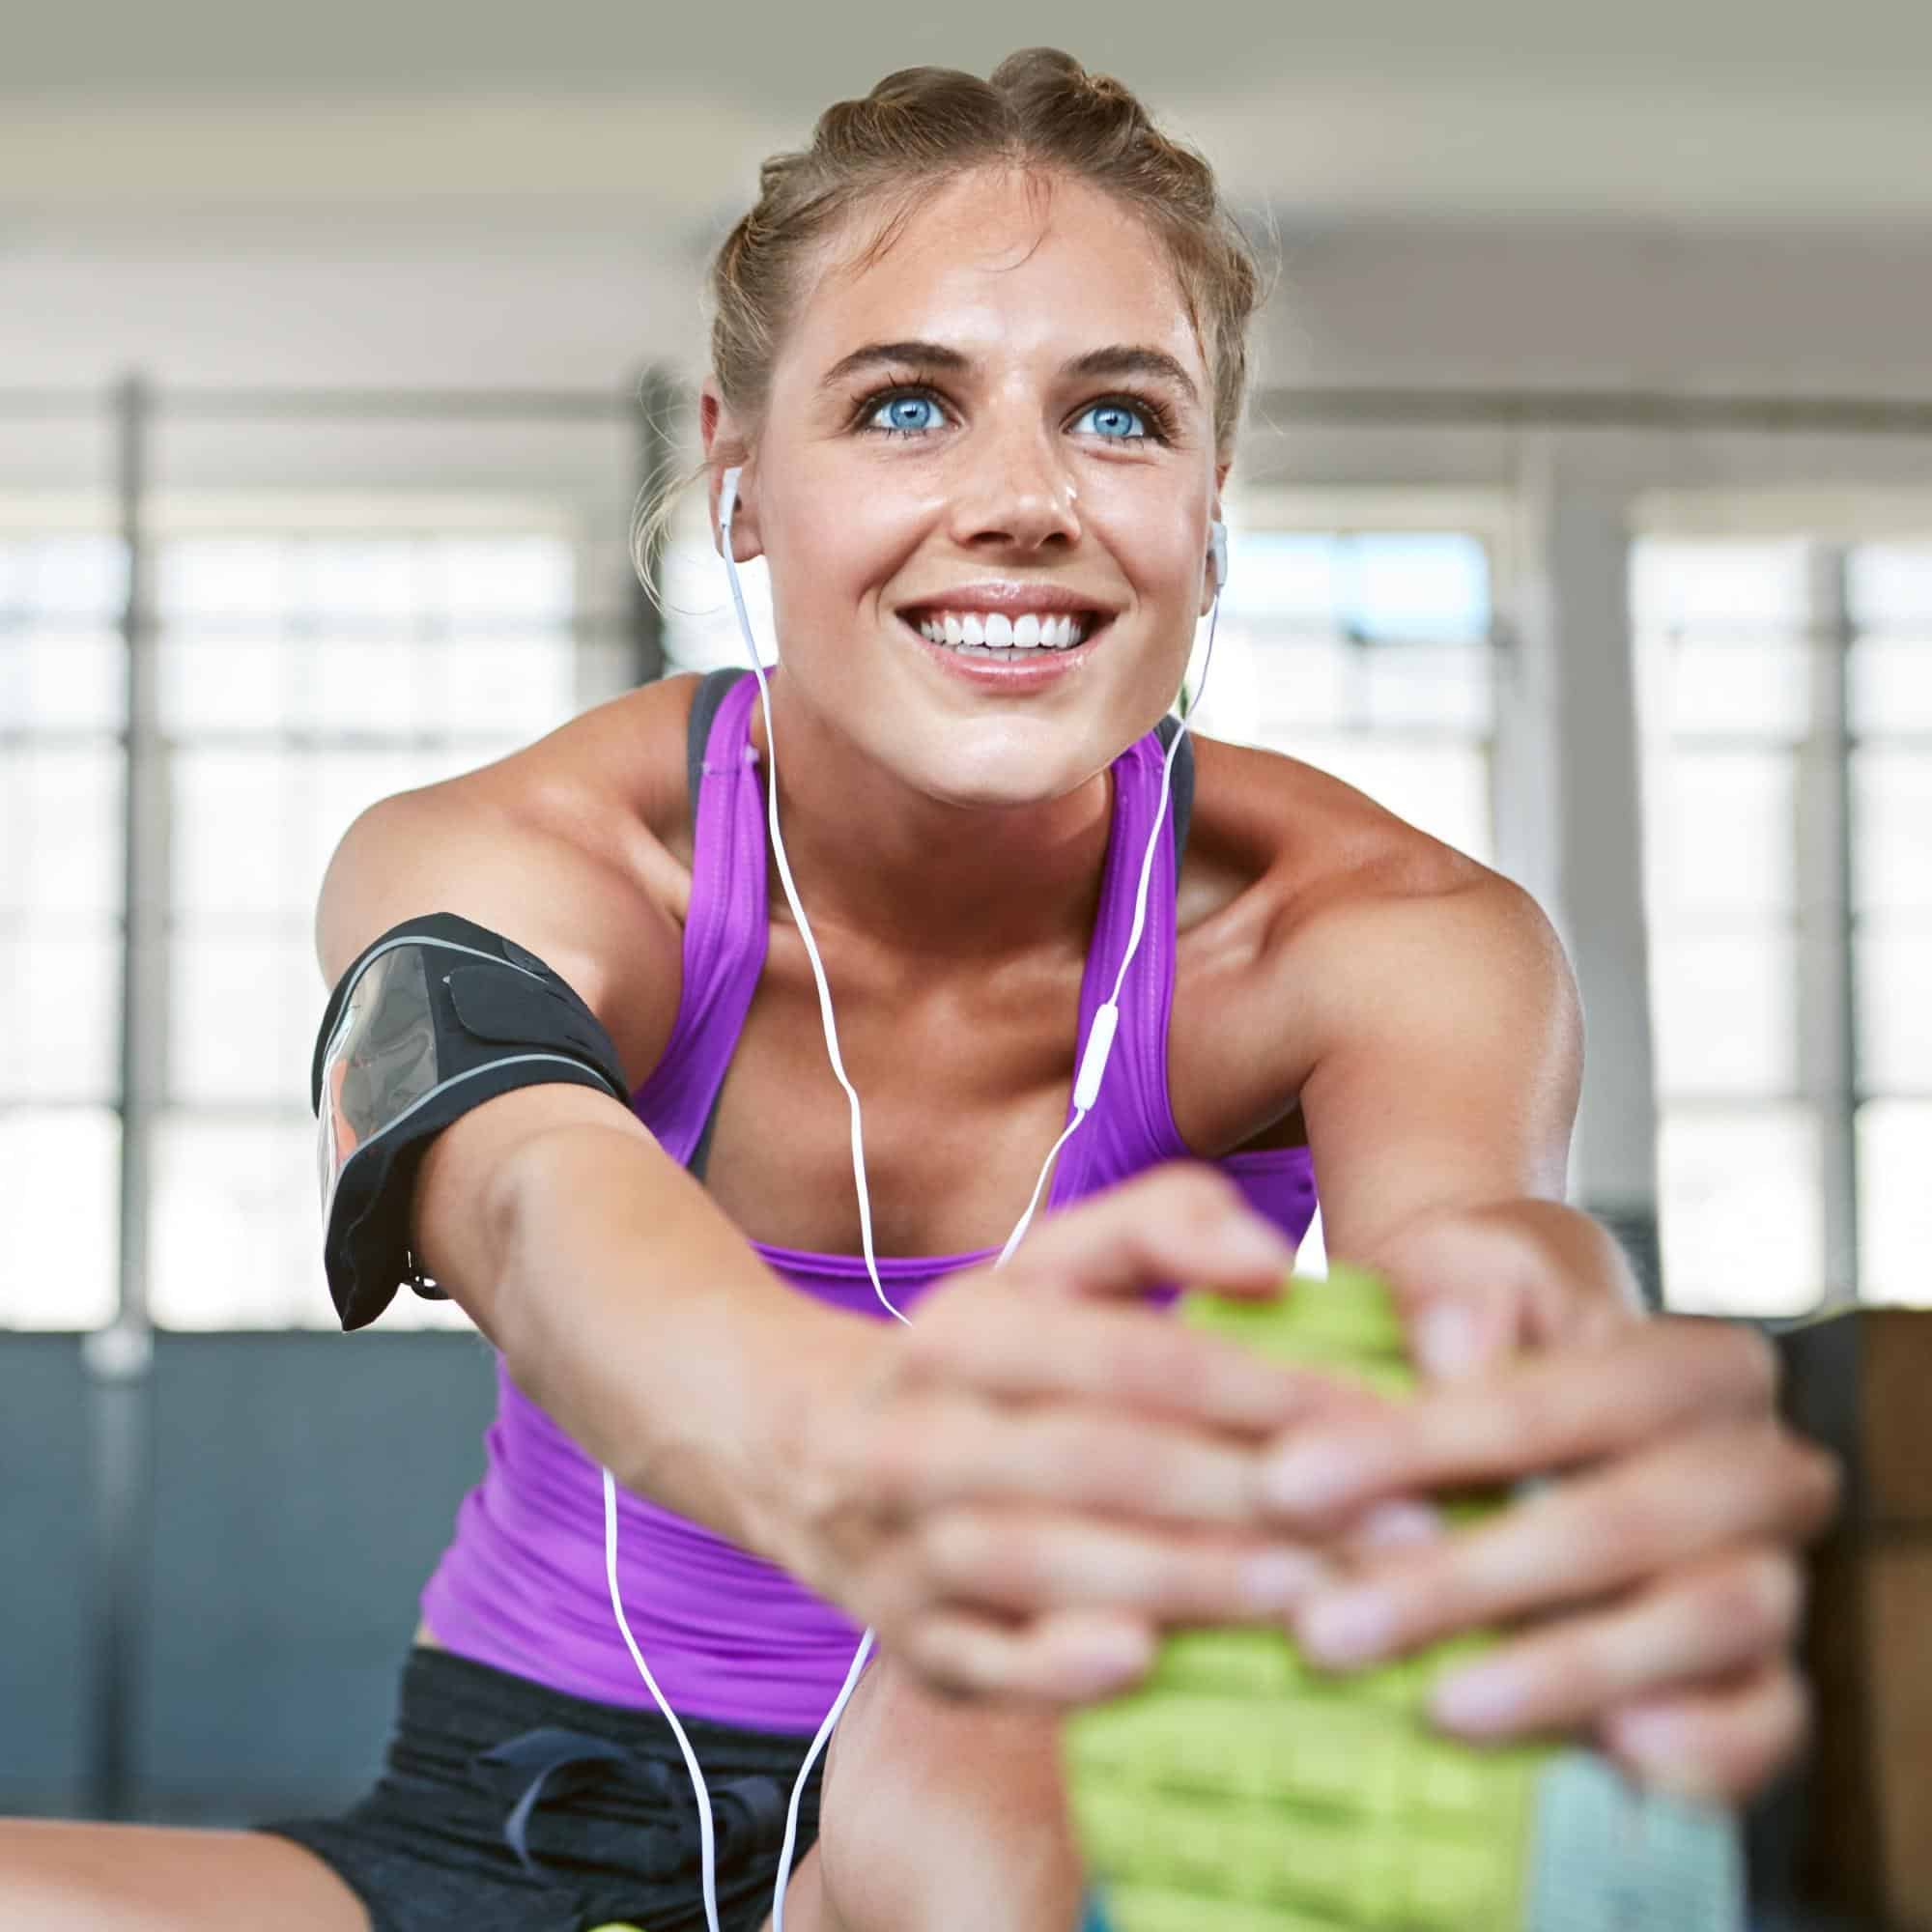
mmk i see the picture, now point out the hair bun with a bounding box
[989,47,1150,137]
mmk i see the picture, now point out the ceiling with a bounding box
[6,0,1931,232]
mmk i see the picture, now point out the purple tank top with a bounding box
[421,673,1320,1729]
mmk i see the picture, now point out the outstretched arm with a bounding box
[1267,871,1837,1799]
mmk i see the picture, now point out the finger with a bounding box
[903,1287,1383,1438]
[995,1163,1295,1301]
[1427,1548,1804,1739]
[858,1391,1344,1527]
[1372,1202,1645,1381]
[1291,1419,1835,1666]
[1259,1320,1783,1525]
[895,1607,1156,1704]
[1599,1659,1811,1804]
[895,1505,1333,1626]
[1373,1213,1551,1382]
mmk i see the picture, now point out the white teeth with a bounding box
[908,609,1097,652]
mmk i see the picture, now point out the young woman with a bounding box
[1,49,1835,1932]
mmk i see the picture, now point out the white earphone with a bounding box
[604,461,1227,1932]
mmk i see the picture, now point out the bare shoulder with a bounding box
[1172,731,1569,1151]
[315,673,706,1085]
[1201,737,1582,1248]
[456,669,704,879]
[1195,721,1472,874]
[1180,731,1498,979]
[1186,727,1547,938]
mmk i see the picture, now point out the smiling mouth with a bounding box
[896,607,1107,656]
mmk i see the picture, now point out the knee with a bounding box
[811,1662,1083,1932]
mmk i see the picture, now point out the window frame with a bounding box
[1,486,644,1332]
[1631,495,1932,1310]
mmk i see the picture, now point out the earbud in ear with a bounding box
[1208,519,1229,594]
[718,466,743,555]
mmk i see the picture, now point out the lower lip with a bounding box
[899,616,1106,690]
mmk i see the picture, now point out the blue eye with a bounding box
[868,393,944,435]
[1074,401,1148,440]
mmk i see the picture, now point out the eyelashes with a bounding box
[848,373,1179,447]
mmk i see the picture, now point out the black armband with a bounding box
[312,911,630,1329]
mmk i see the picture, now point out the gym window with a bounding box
[1,511,592,1329]
[1634,532,1932,1314]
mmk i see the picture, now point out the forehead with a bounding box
[780,168,1205,385]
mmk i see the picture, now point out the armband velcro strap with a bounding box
[312,911,630,1330]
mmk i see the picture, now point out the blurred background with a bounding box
[2,3,1927,1923]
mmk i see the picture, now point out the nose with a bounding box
[943,408,1082,559]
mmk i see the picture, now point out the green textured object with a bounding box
[1065,1264,1745,1932]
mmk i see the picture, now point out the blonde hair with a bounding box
[634,47,1267,599]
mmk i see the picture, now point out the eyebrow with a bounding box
[818,339,1200,406]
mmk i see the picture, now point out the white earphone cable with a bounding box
[602,1466,724,1932]
[720,523,911,1334]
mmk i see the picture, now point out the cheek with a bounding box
[772,472,924,619]
[1090,476,1208,594]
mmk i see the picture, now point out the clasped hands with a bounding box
[1282,1194,1838,1802]
[779,1167,1839,1804]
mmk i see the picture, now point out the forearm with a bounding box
[482,1120,886,1566]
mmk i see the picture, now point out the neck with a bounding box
[749,673,1119,965]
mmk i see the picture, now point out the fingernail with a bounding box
[1223,1216,1295,1269]
[1353,1500,1444,1549]
[1415,1304,1485,1379]
[1605,1709,1726,1803]
[1261,1442,1360,1516]
[1297,1587,1396,1665]
[1430,1659,1524,1733]
[1606,1704,1678,1764]
[1074,1632,1152,1695]
[1240,1549,1326,1610]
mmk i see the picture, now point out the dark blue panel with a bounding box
[134,1332,496,1823]
[0,1338,91,1813]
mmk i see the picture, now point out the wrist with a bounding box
[1487,1199,1646,1319]
[751,1310,899,1578]
[1366,1197,1647,1376]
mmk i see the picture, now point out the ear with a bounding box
[698,382,763,565]
[1200,460,1232,616]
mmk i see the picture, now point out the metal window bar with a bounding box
[1798,547,1861,1310]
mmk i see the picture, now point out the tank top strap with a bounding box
[1152,713,1197,867]
[1051,724,1193,1206]
[627,671,768,1165]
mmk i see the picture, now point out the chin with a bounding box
[895,719,1119,814]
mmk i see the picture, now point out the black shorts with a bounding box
[258,1645,823,1932]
